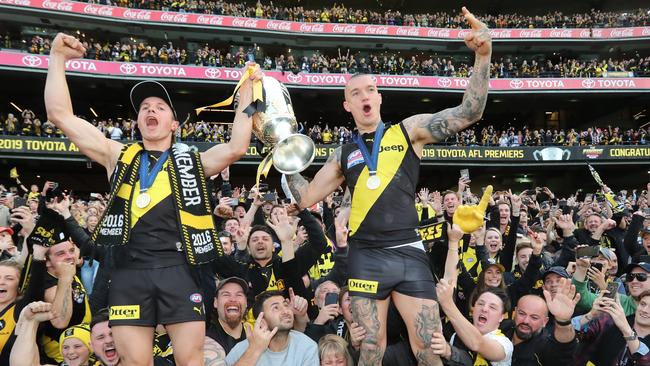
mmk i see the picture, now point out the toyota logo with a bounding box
[120,63,137,75]
[509,79,524,89]
[286,73,302,83]
[22,55,42,67]
[204,68,221,79]
[437,78,452,88]
[581,79,595,89]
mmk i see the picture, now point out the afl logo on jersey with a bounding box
[190,293,203,303]
[347,149,364,169]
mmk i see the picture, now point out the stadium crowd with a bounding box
[12,33,650,78]
[2,109,648,147]
[2,168,650,365]
[80,0,650,29]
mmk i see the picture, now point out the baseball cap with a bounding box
[130,80,177,120]
[542,266,570,280]
[626,262,650,273]
[641,228,650,236]
[216,277,249,296]
[0,227,14,236]
[483,260,505,273]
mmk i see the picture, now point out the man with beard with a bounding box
[208,277,249,354]
[225,290,319,365]
[505,278,579,365]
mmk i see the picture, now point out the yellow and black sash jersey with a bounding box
[0,304,17,364]
[41,274,92,363]
[341,123,421,248]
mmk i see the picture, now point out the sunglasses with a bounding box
[626,273,649,282]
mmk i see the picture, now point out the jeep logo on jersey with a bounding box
[379,144,405,153]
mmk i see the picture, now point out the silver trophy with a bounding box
[247,76,315,174]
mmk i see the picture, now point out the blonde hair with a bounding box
[318,335,354,366]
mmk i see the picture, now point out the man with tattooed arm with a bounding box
[285,7,492,366]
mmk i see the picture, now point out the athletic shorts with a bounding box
[108,265,205,326]
[347,243,436,300]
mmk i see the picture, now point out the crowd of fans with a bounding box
[2,168,650,364]
[2,109,648,147]
[81,0,650,29]
[13,33,650,78]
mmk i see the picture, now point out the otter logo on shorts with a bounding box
[348,279,379,294]
[109,305,140,320]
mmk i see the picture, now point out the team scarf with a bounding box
[92,143,221,265]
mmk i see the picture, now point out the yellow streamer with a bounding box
[9,167,19,179]
[256,154,274,188]
[195,66,263,115]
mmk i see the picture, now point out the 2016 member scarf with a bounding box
[92,143,222,265]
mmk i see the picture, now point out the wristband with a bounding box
[555,318,571,326]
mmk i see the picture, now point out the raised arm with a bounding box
[402,7,491,149]
[45,33,123,174]
[10,302,56,366]
[200,63,262,176]
[286,147,345,209]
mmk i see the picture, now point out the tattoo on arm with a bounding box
[414,302,443,366]
[204,338,227,366]
[341,189,351,209]
[286,173,308,206]
[351,297,384,366]
[406,55,490,143]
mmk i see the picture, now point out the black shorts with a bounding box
[348,243,436,300]
[108,265,205,326]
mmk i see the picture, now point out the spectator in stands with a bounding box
[318,334,354,366]
[208,277,248,355]
[225,290,319,365]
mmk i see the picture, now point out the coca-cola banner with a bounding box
[6,51,650,91]
[1,0,649,40]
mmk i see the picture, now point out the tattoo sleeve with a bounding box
[341,188,352,209]
[203,338,226,366]
[351,297,384,366]
[286,173,309,207]
[414,303,443,366]
[404,50,490,144]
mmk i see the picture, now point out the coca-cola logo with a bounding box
[396,27,420,37]
[490,29,512,38]
[457,29,471,38]
[581,79,595,89]
[299,23,325,33]
[266,20,291,31]
[122,9,152,20]
[427,28,451,38]
[610,29,634,38]
[232,18,259,28]
[83,4,114,16]
[2,0,31,5]
[160,12,188,23]
[21,55,42,67]
[509,79,524,89]
[120,63,137,75]
[42,0,73,11]
[204,68,221,79]
[643,28,650,36]
[519,29,542,38]
[332,24,357,34]
[549,29,573,38]
[196,15,224,25]
[437,78,452,88]
[286,73,302,83]
[364,26,389,35]
[579,29,591,38]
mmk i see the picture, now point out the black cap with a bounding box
[626,262,650,273]
[130,80,177,120]
[542,266,570,280]
[215,277,249,296]
[27,208,70,247]
[641,228,650,236]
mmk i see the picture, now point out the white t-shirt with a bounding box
[450,329,513,366]
[225,330,319,366]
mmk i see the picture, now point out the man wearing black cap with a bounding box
[208,277,249,355]
[45,32,261,365]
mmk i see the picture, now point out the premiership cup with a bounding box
[246,76,315,174]
[533,147,571,161]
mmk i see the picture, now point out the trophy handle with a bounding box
[533,150,542,161]
[563,149,571,160]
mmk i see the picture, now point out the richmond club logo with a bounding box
[120,63,137,75]
[581,79,595,89]
[204,68,221,79]
[437,78,452,88]
[286,73,302,83]
[509,79,524,89]
[22,55,42,67]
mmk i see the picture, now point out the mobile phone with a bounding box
[14,197,27,208]
[230,198,239,207]
[325,292,338,306]
[586,193,593,201]
[576,246,600,258]
[460,169,469,180]
[262,192,277,202]
[591,262,603,272]
[258,183,269,193]
[603,281,619,299]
